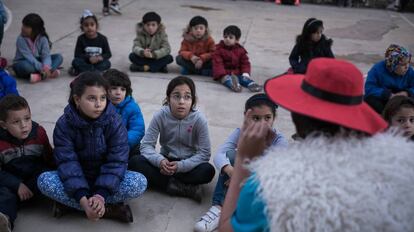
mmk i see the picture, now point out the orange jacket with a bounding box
[178,32,215,62]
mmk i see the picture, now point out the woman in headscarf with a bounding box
[365,44,414,114]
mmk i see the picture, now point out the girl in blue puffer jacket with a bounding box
[37,72,147,223]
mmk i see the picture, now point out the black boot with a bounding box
[103,203,133,223]
[52,201,73,218]
[166,178,202,203]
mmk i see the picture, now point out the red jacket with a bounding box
[212,40,251,80]
[178,32,215,62]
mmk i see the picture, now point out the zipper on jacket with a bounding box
[178,121,181,160]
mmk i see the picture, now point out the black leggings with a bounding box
[128,155,215,191]
[103,0,117,7]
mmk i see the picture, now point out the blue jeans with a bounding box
[72,57,111,73]
[13,54,63,79]
[37,171,147,210]
[212,150,236,206]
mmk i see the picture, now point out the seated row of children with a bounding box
[1,60,414,231]
[8,11,263,92]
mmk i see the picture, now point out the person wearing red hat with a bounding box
[218,58,414,232]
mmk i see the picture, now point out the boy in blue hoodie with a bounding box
[103,69,145,155]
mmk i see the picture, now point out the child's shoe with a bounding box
[110,2,122,14]
[180,67,189,75]
[0,57,7,69]
[102,7,110,16]
[129,63,144,72]
[103,203,133,223]
[275,0,282,4]
[294,0,300,5]
[166,177,202,203]
[30,73,44,84]
[52,201,72,218]
[160,66,169,73]
[0,212,11,232]
[194,206,221,232]
[222,75,242,92]
[247,82,263,92]
[68,67,79,77]
[49,70,60,79]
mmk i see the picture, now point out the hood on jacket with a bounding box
[249,132,414,231]
[63,102,117,129]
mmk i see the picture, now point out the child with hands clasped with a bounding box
[37,72,147,223]
[12,13,63,83]
[129,11,173,73]
[212,25,262,92]
[69,10,112,76]
[0,95,54,231]
[130,76,215,202]
[383,96,414,140]
[176,16,215,76]
[194,93,287,232]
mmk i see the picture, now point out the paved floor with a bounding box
[1,0,413,231]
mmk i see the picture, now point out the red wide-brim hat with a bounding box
[265,58,388,135]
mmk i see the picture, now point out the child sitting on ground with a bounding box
[289,18,334,74]
[382,95,414,140]
[103,69,145,155]
[130,76,215,203]
[37,72,147,223]
[12,13,63,83]
[129,11,173,73]
[0,69,19,99]
[194,93,288,232]
[176,16,215,76]
[69,10,112,76]
[212,25,262,92]
[0,95,54,232]
[365,44,414,114]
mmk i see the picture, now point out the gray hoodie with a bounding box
[140,106,211,173]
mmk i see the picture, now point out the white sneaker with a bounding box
[194,206,221,232]
[0,212,11,232]
[110,3,122,14]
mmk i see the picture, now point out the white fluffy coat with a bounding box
[249,132,414,232]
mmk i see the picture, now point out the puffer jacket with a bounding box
[53,103,128,201]
[0,69,19,99]
[212,40,251,80]
[178,29,215,62]
[114,95,145,149]
[132,23,171,59]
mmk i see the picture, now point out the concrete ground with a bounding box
[1,0,413,231]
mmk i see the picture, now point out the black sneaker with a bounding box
[166,178,202,203]
[0,212,11,232]
[68,67,79,77]
[160,66,168,73]
[103,203,133,223]
[52,201,72,218]
[129,63,144,72]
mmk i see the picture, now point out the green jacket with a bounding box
[132,23,171,59]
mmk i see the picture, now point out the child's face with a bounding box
[21,25,32,38]
[0,108,32,140]
[191,24,206,39]
[311,27,323,43]
[74,86,107,119]
[82,17,98,39]
[247,105,275,128]
[394,58,410,76]
[223,34,238,47]
[144,21,159,36]
[391,107,414,138]
[108,86,127,106]
[168,84,193,120]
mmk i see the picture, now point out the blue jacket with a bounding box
[0,69,18,99]
[365,60,414,100]
[53,103,129,201]
[114,96,145,149]
[13,35,51,71]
